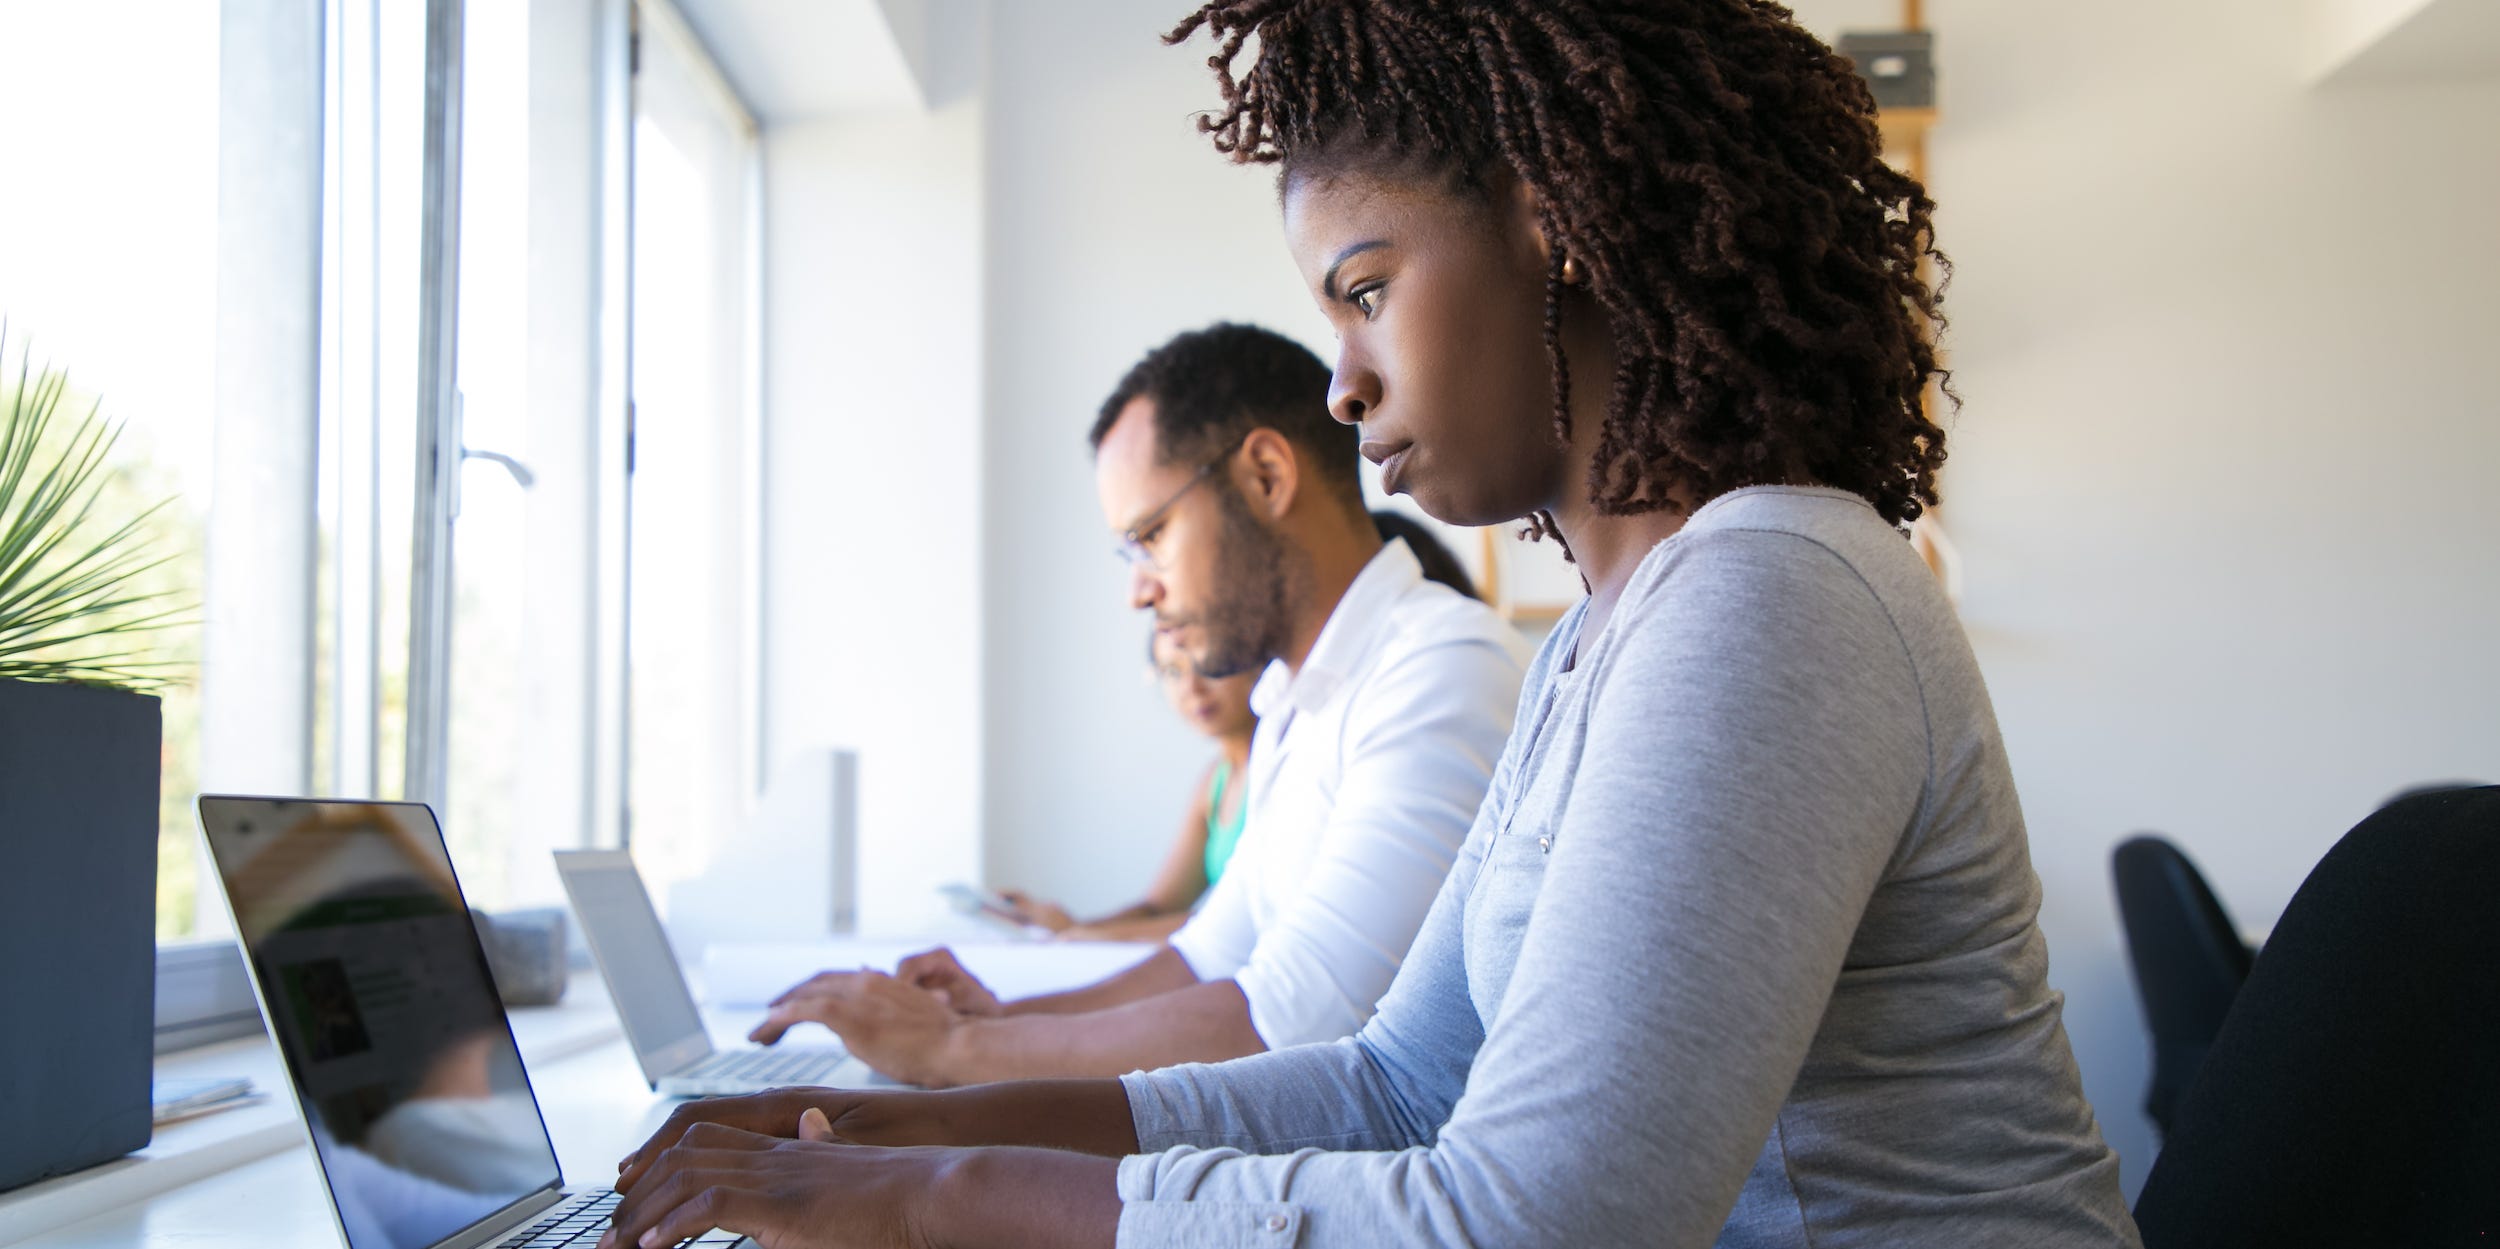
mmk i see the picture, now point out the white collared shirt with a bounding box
[1169,538,1532,1048]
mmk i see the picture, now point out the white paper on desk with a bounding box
[698,940,1161,1006]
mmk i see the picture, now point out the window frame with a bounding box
[162,0,765,1052]
[160,0,648,1050]
[618,0,768,868]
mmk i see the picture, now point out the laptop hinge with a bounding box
[434,1186,573,1249]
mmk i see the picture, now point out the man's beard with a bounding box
[1184,481,1301,681]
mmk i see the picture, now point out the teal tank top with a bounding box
[1203,761,1248,886]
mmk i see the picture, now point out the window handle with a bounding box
[444,390,534,523]
[460,446,536,489]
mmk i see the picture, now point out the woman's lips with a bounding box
[1361,440,1415,494]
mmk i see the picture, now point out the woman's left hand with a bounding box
[598,1109,942,1249]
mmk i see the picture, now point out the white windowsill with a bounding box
[0,972,621,1247]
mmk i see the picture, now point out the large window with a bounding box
[2,0,761,966]
[418,0,763,914]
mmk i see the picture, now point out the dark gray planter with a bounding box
[0,678,162,1192]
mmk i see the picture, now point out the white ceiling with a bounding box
[672,0,932,122]
[2311,0,2500,83]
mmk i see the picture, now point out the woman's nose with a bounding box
[1328,359,1378,427]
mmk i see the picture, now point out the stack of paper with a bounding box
[150,1076,262,1124]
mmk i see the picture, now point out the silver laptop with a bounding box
[197,795,748,1249]
[554,849,856,1096]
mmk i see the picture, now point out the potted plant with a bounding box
[0,329,188,1193]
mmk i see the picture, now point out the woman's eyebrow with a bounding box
[1321,240,1390,301]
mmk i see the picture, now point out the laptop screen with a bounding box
[552,851,711,1083]
[200,797,562,1249]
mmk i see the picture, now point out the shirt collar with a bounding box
[1248,538,1425,721]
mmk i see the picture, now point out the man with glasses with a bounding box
[750,323,1529,1084]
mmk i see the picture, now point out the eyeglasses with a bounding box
[1113,435,1247,571]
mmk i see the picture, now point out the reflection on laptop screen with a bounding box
[200,798,561,1249]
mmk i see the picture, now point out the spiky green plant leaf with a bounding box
[0,328,191,691]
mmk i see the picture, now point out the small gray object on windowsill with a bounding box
[1837,29,1935,111]
[475,907,569,1006]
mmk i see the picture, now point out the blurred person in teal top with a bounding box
[1002,628,1258,944]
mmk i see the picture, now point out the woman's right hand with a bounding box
[615,1087,951,1191]
[997,889,1076,933]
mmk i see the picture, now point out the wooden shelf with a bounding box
[1877,106,1936,154]
[1503,603,1574,626]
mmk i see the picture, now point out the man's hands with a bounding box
[747,949,1007,1087]
[744,945,1238,1087]
[747,972,964,1087]
[892,949,1006,1017]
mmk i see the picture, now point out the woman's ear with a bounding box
[1505,172,1558,269]
[1509,172,1590,287]
[1234,427,1302,521]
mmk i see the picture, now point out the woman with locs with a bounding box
[598,3,2141,1246]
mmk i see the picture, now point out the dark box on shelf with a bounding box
[1838,30,1936,111]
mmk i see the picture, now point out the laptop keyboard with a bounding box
[493,1190,740,1247]
[495,1190,617,1247]
[682,1044,848,1085]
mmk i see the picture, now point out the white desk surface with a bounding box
[0,941,1139,1248]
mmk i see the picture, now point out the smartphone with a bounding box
[938,881,1023,922]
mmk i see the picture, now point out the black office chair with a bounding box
[2381,779,2487,808]
[2111,834,2253,1138]
[2132,786,2500,1245]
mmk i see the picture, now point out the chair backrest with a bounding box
[2381,779,2488,808]
[2112,834,2252,1046]
[2132,786,2500,1245]
[2111,834,2253,1136]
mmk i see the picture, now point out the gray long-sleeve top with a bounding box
[1114,487,2141,1248]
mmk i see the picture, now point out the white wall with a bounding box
[1872,0,2500,1196]
[977,0,1338,910]
[757,29,987,933]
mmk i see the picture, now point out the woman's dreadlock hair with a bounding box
[1166,0,1952,529]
